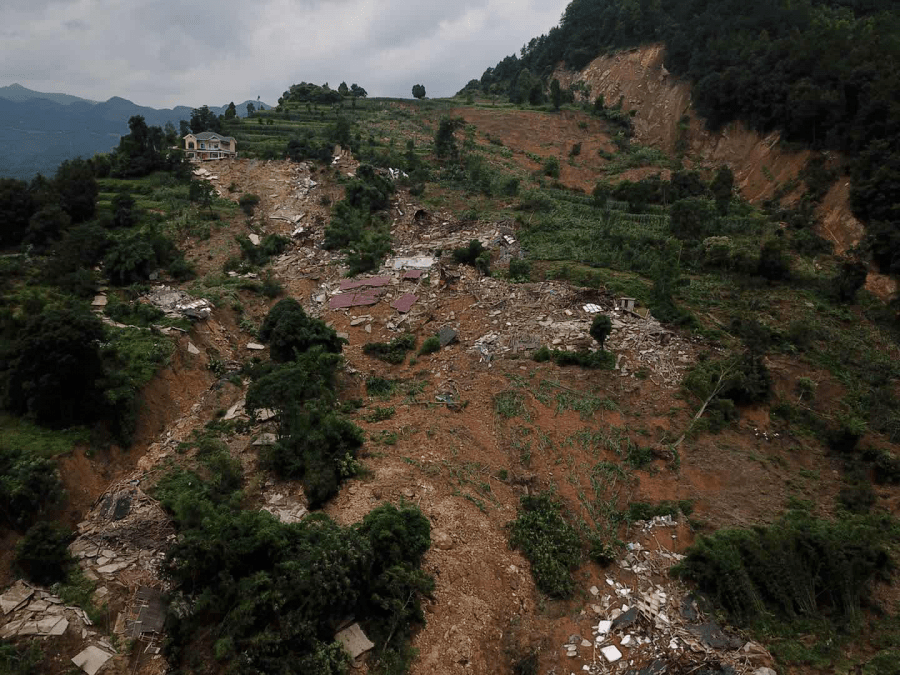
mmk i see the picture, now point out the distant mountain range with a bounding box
[0,84,271,179]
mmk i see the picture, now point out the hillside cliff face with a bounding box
[553,45,872,265]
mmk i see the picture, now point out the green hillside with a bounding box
[467,0,900,276]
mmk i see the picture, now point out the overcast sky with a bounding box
[0,0,569,108]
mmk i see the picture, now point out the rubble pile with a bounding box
[559,520,774,675]
[143,286,213,320]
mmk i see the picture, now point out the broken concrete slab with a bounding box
[252,433,278,446]
[187,342,201,355]
[335,622,375,660]
[583,303,602,313]
[403,269,424,280]
[601,645,623,663]
[248,234,261,246]
[391,256,435,270]
[71,646,113,675]
[91,295,108,308]
[391,293,418,313]
[1,581,34,615]
[128,587,166,638]
[247,343,266,351]
[438,327,458,347]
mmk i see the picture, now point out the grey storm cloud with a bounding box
[0,0,570,107]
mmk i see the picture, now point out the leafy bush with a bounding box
[757,239,792,281]
[508,259,531,280]
[259,298,344,362]
[15,522,74,585]
[509,493,582,597]
[0,446,63,531]
[452,240,491,274]
[542,157,561,178]
[269,406,364,508]
[238,193,260,215]
[418,336,441,356]
[363,334,416,365]
[673,513,893,624]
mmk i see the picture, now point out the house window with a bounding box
[200,143,206,149]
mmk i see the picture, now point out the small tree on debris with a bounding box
[589,315,612,348]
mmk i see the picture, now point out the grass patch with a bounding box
[0,415,90,458]
[494,391,529,420]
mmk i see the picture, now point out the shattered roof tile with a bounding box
[391,293,418,313]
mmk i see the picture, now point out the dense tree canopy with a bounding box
[3,307,106,428]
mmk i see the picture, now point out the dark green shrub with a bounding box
[15,522,74,585]
[589,315,612,348]
[259,298,344,362]
[833,259,868,303]
[365,376,395,397]
[673,513,892,624]
[508,493,582,597]
[452,240,491,274]
[111,193,137,228]
[542,157,561,178]
[533,347,614,370]
[418,336,440,356]
[4,308,107,428]
[669,198,717,240]
[363,334,416,364]
[269,407,364,508]
[757,239,792,281]
[0,446,64,531]
[238,193,260,215]
[357,503,431,568]
[830,414,867,454]
[346,226,391,275]
[508,259,531,280]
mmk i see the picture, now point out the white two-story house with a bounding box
[183,132,237,161]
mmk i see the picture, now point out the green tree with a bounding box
[338,82,349,96]
[189,105,222,134]
[435,117,465,160]
[224,102,237,120]
[14,522,73,585]
[669,197,717,240]
[246,102,256,116]
[4,308,106,428]
[709,166,735,215]
[54,158,98,223]
[25,205,71,250]
[350,84,367,99]
[258,298,344,362]
[833,259,868,302]
[111,193,137,228]
[0,446,63,531]
[550,78,562,110]
[189,180,216,212]
[0,178,35,247]
[589,315,612,347]
[412,84,426,99]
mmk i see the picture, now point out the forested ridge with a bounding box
[470,0,900,275]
